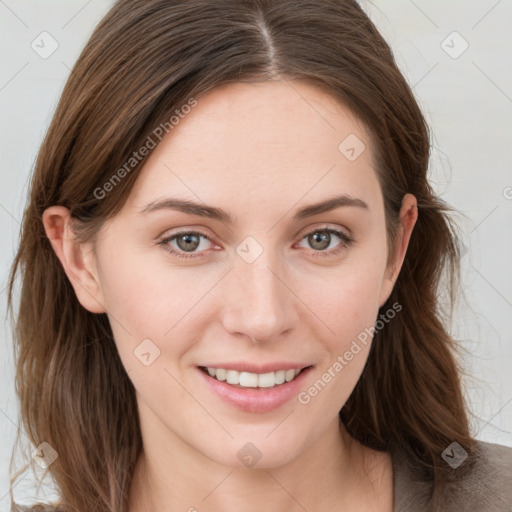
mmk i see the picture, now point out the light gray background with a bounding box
[1,0,511,506]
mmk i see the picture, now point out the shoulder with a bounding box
[441,440,512,511]
[393,440,512,512]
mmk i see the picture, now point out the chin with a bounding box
[200,430,310,470]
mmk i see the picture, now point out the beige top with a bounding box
[12,441,512,511]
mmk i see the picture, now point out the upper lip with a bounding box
[199,362,313,374]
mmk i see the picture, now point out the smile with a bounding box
[197,363,314,412]
[200,366,307,389]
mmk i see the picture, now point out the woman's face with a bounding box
[71,79,415,468]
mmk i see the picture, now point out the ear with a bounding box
[42,206,107,314]
[378,193,418,308]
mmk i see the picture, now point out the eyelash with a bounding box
[157,226,353,260]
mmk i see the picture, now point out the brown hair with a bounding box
[7,0,475,510]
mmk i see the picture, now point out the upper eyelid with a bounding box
[297,224,351,239]
[161,223,350,240]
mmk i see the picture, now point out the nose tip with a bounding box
[221,260,298,344]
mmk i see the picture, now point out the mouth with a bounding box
[198,365,312,389]
[197,363,314,413]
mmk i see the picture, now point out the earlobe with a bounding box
[378,194,418,308]
[42,206,107,314]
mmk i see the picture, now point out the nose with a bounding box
[221,253,298,344]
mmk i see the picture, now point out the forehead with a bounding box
[123,79,381,218]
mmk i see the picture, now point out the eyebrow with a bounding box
[137,194,369,223]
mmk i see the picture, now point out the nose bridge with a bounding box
[222,246,296,342]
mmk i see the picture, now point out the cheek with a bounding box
[96,245,218,369]
[286,268,384,459]
[302,250,386,341]
[294,250,386,403]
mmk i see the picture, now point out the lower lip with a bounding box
[197,366,313,413]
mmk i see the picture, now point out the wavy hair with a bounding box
[7,0,475,510]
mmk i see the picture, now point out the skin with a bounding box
[43,79,417,512]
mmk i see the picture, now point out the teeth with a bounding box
[275,370,286,385]
[205,367,303,388]
[285,369,296,382]
[226,370,239,385]
[216,368,227,381]
[257,372,275,388]
[240,372,258,387]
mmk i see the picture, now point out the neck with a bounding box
[128,414,393,512]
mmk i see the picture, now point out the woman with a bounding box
[7,0,511,511]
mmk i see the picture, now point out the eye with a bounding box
[158,225,353,261]
[296,226,353,258]
[158,230,215,260]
